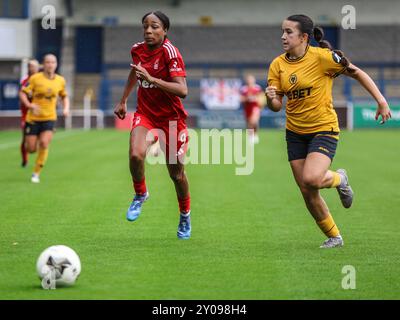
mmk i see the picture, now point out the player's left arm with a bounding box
[343,63,391,124]
[132,63,187,98]
[61,95,70,117]
[59,79,70,117]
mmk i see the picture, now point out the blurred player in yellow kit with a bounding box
[266,15,391,248]
[19,54,70,183]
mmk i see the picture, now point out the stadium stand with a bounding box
[1,0,400,129]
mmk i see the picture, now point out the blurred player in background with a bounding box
[19,59,40,167]
[240,74,263,144]
[114,11,191,239]
[266,14,391,248]
[19,54,70,183]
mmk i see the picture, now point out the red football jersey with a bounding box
[240,84,263,110]
[131,38,187,122]
[20,76,30,116]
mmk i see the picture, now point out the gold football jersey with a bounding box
[268,46,346,134]
[22,72,67,122]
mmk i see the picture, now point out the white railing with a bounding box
[64,110,104,130]
[64,88,104,130]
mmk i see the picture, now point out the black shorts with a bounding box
[286,129,339,162]
[25,121,55,136]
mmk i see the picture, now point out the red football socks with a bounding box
[133,178,147,195]
[178,195,191,214]
[21,142,28,164]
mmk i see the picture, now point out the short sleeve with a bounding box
[130,43,141,65]
[168,56,186,78]
[319,48,347,78]
[162,42,186,77]
[267,59,284,95]
[21,76,34,95]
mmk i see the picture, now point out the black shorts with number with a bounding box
[24,121,55,136]
[286,129,339,162]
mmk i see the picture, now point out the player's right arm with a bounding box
[266,86,283,112]
[114,67,137,120]
[19,79,40,115]
[266,59,284,112]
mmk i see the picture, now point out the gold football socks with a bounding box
[316,213,340,238]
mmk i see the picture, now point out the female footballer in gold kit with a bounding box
[19,54,69,183]
[266,15,391,248]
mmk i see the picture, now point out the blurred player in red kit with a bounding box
[114,11,191,239]
[240,74,263,144]
[19,59,40,167]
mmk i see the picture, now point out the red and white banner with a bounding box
[200,78,241,110]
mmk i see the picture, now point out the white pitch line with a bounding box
[0,130,83,151]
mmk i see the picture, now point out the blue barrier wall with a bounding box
[75,27,103,73]
[0,80,20,110]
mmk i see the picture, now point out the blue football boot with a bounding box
[126,192,149,221]
[177,212,191,239]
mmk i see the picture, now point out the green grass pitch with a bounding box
[0,128,399,299]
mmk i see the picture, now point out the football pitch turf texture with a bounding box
[0,129,399,299]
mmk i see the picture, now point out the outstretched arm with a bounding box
[344,63,391,124]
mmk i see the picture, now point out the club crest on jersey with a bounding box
[289,73,297,85]
[154,58,159,70]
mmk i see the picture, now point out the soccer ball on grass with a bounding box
[36,245,81,289]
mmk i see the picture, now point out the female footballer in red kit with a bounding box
[114,11,191,239]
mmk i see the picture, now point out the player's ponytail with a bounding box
[313,26,332,50]
[313,26,356,73]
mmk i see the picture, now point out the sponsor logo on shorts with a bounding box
[318,146,330,153]
[134,116,141,126]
